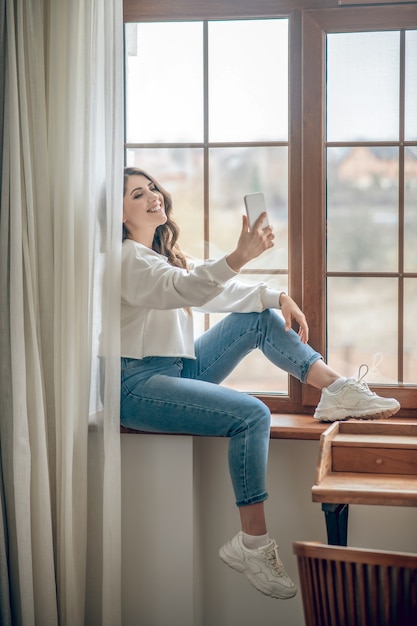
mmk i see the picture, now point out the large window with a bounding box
[302,5,417,414]
[124,0,417,416]
[125,19,291,396]
[326,30,417,386]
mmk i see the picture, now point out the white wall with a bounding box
[119,434,417,626]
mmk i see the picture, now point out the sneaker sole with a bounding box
[314,404,400,423]
[219,546,297,600]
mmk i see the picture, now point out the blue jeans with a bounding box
[121,310,322,507]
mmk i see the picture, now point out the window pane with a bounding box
[125,23,203,143]
[208,20,288,142]
[404,147,417,273]
[404,279,417,384]
[327,147,398,272]
[327,277,398,383]
[405,30,417,140]
[210,272,289,394]
[222,348,288,394]
[126,147,205,259]
[327,32,400,142]
[209,147,288,271]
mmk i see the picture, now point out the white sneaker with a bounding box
[314,365,400,422]
[219,531,297,599]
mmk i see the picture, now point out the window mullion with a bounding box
[398,29,406,382]
[203,21,210,331]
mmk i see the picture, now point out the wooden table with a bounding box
[312,419,417,545]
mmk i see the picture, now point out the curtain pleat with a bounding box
[0,1,123,624]
[0,1,13,622]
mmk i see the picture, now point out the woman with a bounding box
[121,166,399,600]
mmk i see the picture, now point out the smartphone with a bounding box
[244,192,269,229]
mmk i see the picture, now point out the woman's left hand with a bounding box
[279,293,309,344]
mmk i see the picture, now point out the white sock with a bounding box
[242,531,270,550]
[327,377,347,393]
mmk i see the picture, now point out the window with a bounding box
[124,0,417,416]
[326,30,417,385]
[125,18,291,397]
[302,4,417,413]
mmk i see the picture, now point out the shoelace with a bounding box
[352,364,375,396]
[262,541,285,575]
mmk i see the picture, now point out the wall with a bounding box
[119,434,417,626]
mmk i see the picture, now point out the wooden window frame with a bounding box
[302,4,417,415]
[123,0,417,416]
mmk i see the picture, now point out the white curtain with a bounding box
[0,0,123,624]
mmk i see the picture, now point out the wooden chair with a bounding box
[293,541,417,626]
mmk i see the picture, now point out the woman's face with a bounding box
[123,174,167,238]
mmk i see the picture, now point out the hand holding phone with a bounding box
[226,192,273,271]
[244,192,269,229]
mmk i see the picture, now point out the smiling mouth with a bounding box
[147,204,162,213]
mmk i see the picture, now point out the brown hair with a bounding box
[123,167,188,270]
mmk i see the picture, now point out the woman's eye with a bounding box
[134,194,142,199]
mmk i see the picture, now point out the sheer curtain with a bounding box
[0,1,123,624]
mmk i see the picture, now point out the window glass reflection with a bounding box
[404,279,417,384]
[208,20,288,142]
[327,147,398,272]
[209,147,288,271]
[126,147,205,259]
[404,147,417,273]
[125,23,203,143]
[327,277,398,383]
[327,31,400,142]
[210,274,289,393]
[405,30,417,140]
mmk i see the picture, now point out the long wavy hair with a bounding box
[123,166,188,270]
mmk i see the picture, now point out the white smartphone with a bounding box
[244,192,269,229]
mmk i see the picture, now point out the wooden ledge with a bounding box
[120,413,328,440]
[270,413,327,439]
[121,415,417,441]
[270,415,417,440]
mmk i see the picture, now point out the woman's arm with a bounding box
[122,240,237,310]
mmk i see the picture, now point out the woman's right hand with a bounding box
[226,213,274,272]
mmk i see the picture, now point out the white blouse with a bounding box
[121,239,283,359]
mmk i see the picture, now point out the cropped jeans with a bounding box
[121,310,322,507]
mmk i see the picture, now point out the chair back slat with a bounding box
[293,542,417,626]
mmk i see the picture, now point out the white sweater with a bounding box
[121,239,283,359]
